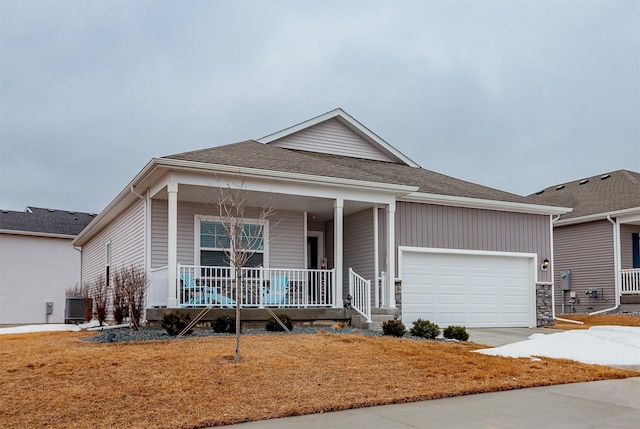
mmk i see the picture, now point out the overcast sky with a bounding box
[1,0,638,214]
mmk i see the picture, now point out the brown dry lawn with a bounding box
[1,327,638,429]
[554,313,640,330]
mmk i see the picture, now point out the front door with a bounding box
[307,232,324,303]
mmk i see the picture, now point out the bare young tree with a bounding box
[89,274,109,326]
[112,265,149,331]
[209,182,275,363]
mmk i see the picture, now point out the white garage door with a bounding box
[400,248,536,328]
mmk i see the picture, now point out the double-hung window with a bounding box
[196,216,267,268]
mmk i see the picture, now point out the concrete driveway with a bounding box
[466,327,564,346]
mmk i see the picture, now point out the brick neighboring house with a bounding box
[529,170,640,314]
[0,207,96,324]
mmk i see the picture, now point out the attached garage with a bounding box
[399,247,537,328]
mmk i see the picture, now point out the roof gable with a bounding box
[257,108,419,167]
[528,170,640,220]
[0,206,96,236]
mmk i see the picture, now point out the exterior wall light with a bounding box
[541,258,550,271]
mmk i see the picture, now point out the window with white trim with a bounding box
[105,241,111,286]
[196,216,267,268]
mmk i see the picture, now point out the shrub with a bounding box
[443,325,469,341]
[382,319,406,337]
[212,316,236,334]
[161,311,193,336]
[410,319,440,339]
[265,314,293,332]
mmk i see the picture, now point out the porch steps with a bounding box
[351,308,400,331]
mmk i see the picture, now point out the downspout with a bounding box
[588,215,620,314]
[550,215,584,325]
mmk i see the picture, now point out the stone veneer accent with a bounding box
[536,283,554,327]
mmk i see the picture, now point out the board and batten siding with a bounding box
[269,118,396,163]
[0,234,80,324]
[395,202,553,283]
[81,199,145,285]
[151,200,304,269]
[620,224,640,269]
[343,209,376,298]
[553,220,614,313]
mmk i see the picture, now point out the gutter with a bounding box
[588,215,620,315]
[399,192,572,216]
[553,207,640,227]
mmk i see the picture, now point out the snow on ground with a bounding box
[0,321,99,335]
[477,326,640,366]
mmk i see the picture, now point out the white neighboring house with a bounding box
[0,207,96,325]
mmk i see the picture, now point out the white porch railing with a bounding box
[621,268,640,295]
[176,265,336,308]
[348,268,371,322]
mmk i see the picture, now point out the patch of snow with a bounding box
[476,326,640,366]
[0,320,99,335]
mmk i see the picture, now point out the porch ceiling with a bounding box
[153,184,377,221]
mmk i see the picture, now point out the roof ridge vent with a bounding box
[601,174,611,180]
[579,179,589,185]
[556,184,565,190]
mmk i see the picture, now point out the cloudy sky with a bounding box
[1,0,638,214]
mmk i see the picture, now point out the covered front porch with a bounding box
[141,166,415,322]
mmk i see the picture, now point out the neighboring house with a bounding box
[73,109,568,328]
[0,207,96,324]
[529,170,640,314]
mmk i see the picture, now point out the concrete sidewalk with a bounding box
[224,377,640,428]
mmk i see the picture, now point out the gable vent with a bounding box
[556,184,565,190]
[579,179,589,185]
[601,174,611,180]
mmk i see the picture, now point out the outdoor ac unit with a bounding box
[65,297,90,323]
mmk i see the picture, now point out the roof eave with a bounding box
[156,158,420,194]
[399,192,572,216]
[0,229,77,239]
[73,159,159,247]
[554,207,640,226]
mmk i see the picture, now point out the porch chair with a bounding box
[180,273,236,308]
[262,276,289,307]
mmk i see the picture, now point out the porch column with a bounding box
[334,198,344,308]
[167,182,178,308]
[387,202,396,308]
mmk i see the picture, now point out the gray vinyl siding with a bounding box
[553,220,614,313]
[150,200,304,269]
[325,220,334,270]
[395,202,552,283]
[343,209,375,298]
[269,118,396,163]
[81,199,145,284]
[620,224,640,269]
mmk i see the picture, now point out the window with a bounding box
[105,241,111,286]
[196,216,267,268]
[633,233,640,268]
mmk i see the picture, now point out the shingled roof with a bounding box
[0,207,96,236]
[164,140,537,205]
[527,170,640,220]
